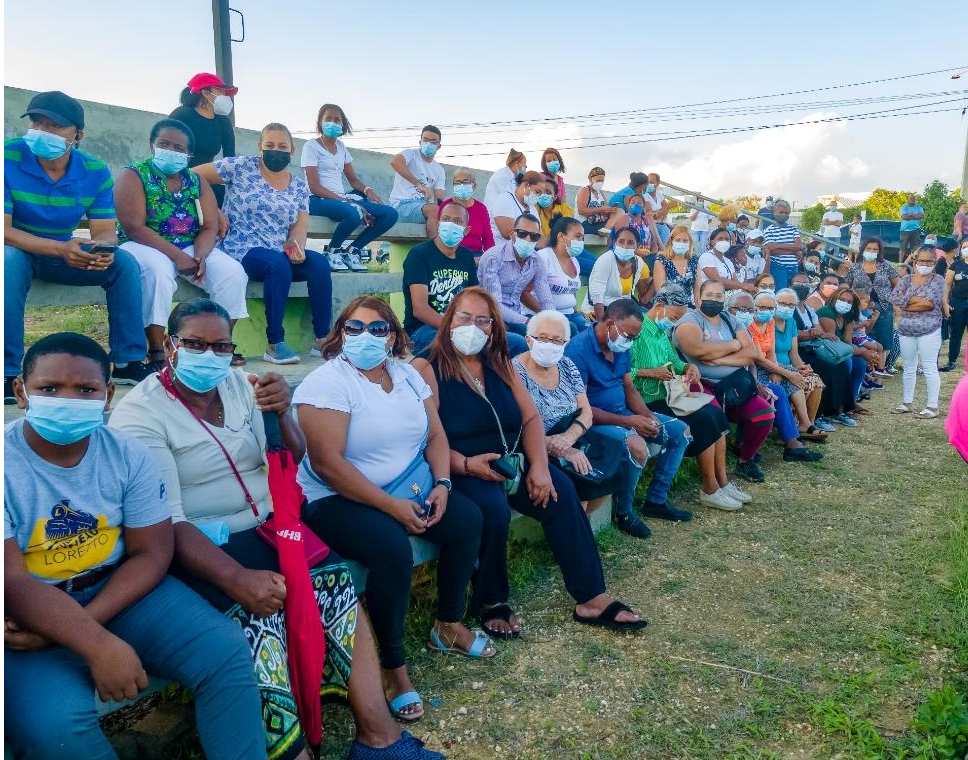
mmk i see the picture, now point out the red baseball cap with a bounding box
[186,73,239,96]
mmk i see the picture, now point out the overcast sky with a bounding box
[5,1,966,205]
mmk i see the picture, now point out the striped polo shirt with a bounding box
[763,222,802,267]
[4,137,115,241]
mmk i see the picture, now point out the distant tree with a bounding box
[734,194,762,212]
[863,188,912,220]
[800,203,825,233]
[920,180,961,235]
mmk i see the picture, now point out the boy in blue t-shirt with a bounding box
[4,332,265,760]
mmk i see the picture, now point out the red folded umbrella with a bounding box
[262,412,326,750]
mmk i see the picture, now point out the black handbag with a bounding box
[547,411,625,485]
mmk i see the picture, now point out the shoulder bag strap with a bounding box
[456,360,522,454]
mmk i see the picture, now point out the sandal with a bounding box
[478,603,521,640]
[914,408,939,419]
[852,405,871,416]
[573,601,647,632]
[386,691,424,723]
[427,624,496,659]
[891,404,912,414]
[799,426,828,443]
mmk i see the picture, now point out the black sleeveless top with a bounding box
[431,358,523,457]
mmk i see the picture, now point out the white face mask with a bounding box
[210,93,234,116]
[591,181,604,192]
[714,240,731,254]
[915,265,934,276]
[451,325,488,355]
[529,338,566,367]
[961,248,968,258]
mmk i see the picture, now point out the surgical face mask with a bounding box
[700,299,725,318]
[437,221,466,248]
[754,309,775,324]
[714,240,731,254]
[342,332,389,370]
[646,183,656,194]
[793,284,811,300]
[915,265,934,276]
[834,300,853,315]
[321,121,343,139]
[172,349,232,393]
[732,310,754,327]
[536,193,553,209]
[591,181,604,192]
[453,183,474,201]
[759,286,775,296]
[775,305,795,320]
[820,283,838,297]
[671,241,690,256]
[766,201,774,209]
[546,160,561,174]
[613,245,636,262]
[529,337,565,367]
[262,149,291,172]
[747,245,762,257]
[210,94,234,116]
[862,251,878,262]
[804,261,819,273]
[774,213,790,224]
[567,239,585,257]
[419,140,438,158]
[451,324,488,356]
[656,316,675,331]
[828,207,837,213]
[726,222,737,233]
[524,191,541,207]
[629,203,644,216]
[23,128,71,160]
[513,237,537,258]
[606,324,634,353]
[25,395,106,445]
[151,146,189,175]
[961,247,968,258]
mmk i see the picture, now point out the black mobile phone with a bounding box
[80,243,118,254]
[489,458,516,480]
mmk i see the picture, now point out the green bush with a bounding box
[909,685,968,759]
[799,203,825,234]
[921,180,962,236]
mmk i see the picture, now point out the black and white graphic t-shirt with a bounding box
[402,239,479,333]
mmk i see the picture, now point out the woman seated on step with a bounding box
[294,296,489,724]
[110,298,443,760]
[411,287,647,639]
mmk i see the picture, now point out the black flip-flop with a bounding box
[478,603,521,640]
[573,601,648,632]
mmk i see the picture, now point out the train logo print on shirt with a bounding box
[24,500,120,580]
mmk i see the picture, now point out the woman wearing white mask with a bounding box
[170,73,237,168]
[575,167,627,241]
[847,237,899,373]
[489,170,546,244]
[698,228,753,293]
[890,246,946,418]
[587,227,650,321]
[484,149,527,211]
[652,225,700,305]
[412,288,647,638]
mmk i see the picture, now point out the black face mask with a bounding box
[700,299,725,318]
[262,149,291,172]
[793,284,811,301]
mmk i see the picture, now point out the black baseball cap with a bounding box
[22,91,85,130]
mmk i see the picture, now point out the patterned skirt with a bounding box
[756,365,825,397]
[178,527,357,760]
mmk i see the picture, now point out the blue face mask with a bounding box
[23,128,71,160]
[645,183,656,194]
[536,193,553,208]
[567,239,585,257]
[26,395,106,445]
[438,221,466,248]
[342,332,389,371]
[629,203,644,216]
[514,238,537,258]
[747,245,762,256]
[656,316,676,331]
[671,241,690,256]
[613,245,636,262]
[152,147,189,175]
[774,213,789,224]
[727,222,737,232]
[754,309,775,324]
[862,251,878,262]
[804,261,818,272]
[321,122,343,139]
[546,160,561,174]
[453,183,474,201]
[524,192,541,207]
[733,311,754,327]
[606,324,634,353]
[775,305,795,320]
[172,349,232,393]
[419,140,438,158]
[834,300,853,315]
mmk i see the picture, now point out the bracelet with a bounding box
[463,456,469,476]
[573,420,588,435]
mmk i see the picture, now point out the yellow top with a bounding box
[620,273,634,296]
[539,202,575,237]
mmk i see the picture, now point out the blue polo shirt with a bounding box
[564,326,631,416]
[4,138,115,242]
[900,204,923,232]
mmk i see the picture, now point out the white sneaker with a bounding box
[327,249,349,272]
[723,481,753,503]
[699,488,743,511]
[345,249,368,272]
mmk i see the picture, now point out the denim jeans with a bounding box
[849,354,867,400]
[769,259,800,291]
[692,231,708,257]
[4,575,265,760]
[764,381,799,443]
[409,324,528,357]
[308,194,399,250]
[564,311,590,336]
[240,247,332,344]
[575,248,597,278]
[4,245,146,376]
[655,223,671,246]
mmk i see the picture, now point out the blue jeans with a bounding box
[4,575,265,760]
[409,324,527,357]
[308,194,399,250]
[575,249,597,278]
[565,311,590,336]
[240,247,332,344]
[4,245,146,376]
[764,381,799,444]
[655,223,671,246]
[849,355,867,400]
[769,259,800,291]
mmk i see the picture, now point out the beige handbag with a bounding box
[662,363,715,416]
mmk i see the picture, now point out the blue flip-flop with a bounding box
[387,691,423,722]
[427,628,495,658]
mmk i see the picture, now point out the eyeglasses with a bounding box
[343,319,391,338]
[777,301,797,308]
[454,311,494,329]
[732,307,754,314]
[514,229,541,242]
[453,179,474,186]
[532,335,567,347]
[172,336,236,357]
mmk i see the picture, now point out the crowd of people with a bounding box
[4,81,966,760]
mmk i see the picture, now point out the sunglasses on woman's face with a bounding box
[343,319,391,338]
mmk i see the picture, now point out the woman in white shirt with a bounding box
[537,216,590,336]
[301,103,399,269]
[586,227,650,321]
[296,296,493,724]
[698,228,752,293]
[483,148,526,211]
[489,169,546,245]
[110,298,435,760]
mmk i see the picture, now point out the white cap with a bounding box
[746,228,764,242]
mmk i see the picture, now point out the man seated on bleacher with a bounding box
[389,125,446,239]
[4,332,266,760]
[4,91,152,405]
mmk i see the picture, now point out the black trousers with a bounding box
[947,299,968,365]
[453,462,607,615]
[304,490,482,670]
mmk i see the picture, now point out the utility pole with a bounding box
[212,0,235,124]
[954,70,968,200]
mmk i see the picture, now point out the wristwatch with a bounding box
[434,478,452,492]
